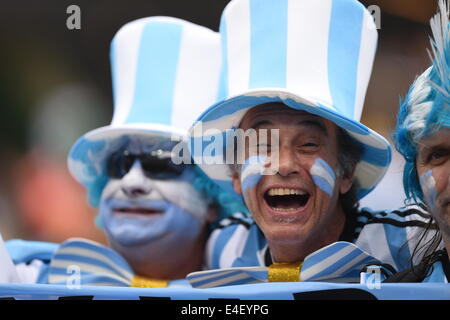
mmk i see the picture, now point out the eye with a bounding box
[426,148,449,165]
[303,143,318,147]
[299,142,320,151]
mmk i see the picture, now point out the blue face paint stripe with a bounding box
[327,0,364,118]
[310,158,336,197]
[242,174,263,193]
[249,0,288,89]
[312,176,334,196]
[125,21,183,124]
[241,156,267,193]
[315,158,336,180]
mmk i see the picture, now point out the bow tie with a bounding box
[47,238,181,288]
[187,242,381,288]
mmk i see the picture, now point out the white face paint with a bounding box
[240,155,272,194]
[99,148,210,247]
[420,169,438,209]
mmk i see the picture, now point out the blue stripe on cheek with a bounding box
[310,158,336,197]
[315,158,336,180]
[241,173,263,193]
[312,176,334,197]
[240,155,268,193]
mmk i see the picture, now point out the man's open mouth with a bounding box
[263,188,310,212]
[113,207,163,216]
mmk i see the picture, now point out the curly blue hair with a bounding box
[393,2,450,203]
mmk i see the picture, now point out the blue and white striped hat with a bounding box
[68,17,221,205]
[189,0,392,200]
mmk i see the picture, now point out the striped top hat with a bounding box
[189,0,392,200]
[68,16,221,205]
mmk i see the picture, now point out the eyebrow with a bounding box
[251,118,328,136]
[420,143,450,155]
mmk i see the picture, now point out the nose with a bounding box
[276,145,300,177]
[120,160,151,198]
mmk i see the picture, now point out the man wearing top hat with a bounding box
[190,0,436,272]
[3,17,245,287]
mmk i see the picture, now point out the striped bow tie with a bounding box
[187,242,381,288]
[47,238,186,288]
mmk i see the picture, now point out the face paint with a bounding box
[99,198,203,246]
[309,158,337,197]
[240,156,270,193]
[153,167,210,221]
[99,159,209,246]
[419,169,438,209]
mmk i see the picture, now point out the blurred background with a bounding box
[0,0,439,242]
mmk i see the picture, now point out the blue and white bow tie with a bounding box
[47,238,189,288]
[187,242,381,288]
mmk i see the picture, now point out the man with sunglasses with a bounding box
[3,17,244,287]
[95,136,219,283]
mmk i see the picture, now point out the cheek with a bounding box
[419,170,438,207]
[240,156,268,194]
[100,180,121,199]
[309,158,337,197]
[154,179,209,220]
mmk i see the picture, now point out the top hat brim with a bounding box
[190,89,392,200]
[68,123,187,188]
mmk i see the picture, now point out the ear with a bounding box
[339,167,355,195]
[232,172,242,195]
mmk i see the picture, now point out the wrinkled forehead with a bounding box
[120,135,180,154]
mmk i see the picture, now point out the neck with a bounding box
[268,205,347,263]
[110,231,208,280]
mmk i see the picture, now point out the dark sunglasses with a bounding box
[106,150,185,180]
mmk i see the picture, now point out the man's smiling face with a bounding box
[232,103,354,261]
[416,128,450,237]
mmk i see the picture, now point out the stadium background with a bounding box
[0,0,439,243]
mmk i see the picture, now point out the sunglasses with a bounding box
[106,150,185,180]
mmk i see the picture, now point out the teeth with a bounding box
[267,188,306,196]
[272,207,298,212]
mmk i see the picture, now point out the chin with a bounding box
[262,221,310,244]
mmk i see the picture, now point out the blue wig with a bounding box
[393,0,450,203]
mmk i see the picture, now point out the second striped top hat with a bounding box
[67,17,222,204]
[190,0,392,200]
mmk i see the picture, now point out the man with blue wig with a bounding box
[385,0,450,283]
[3,17,245,287]
[188,0,437,281]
